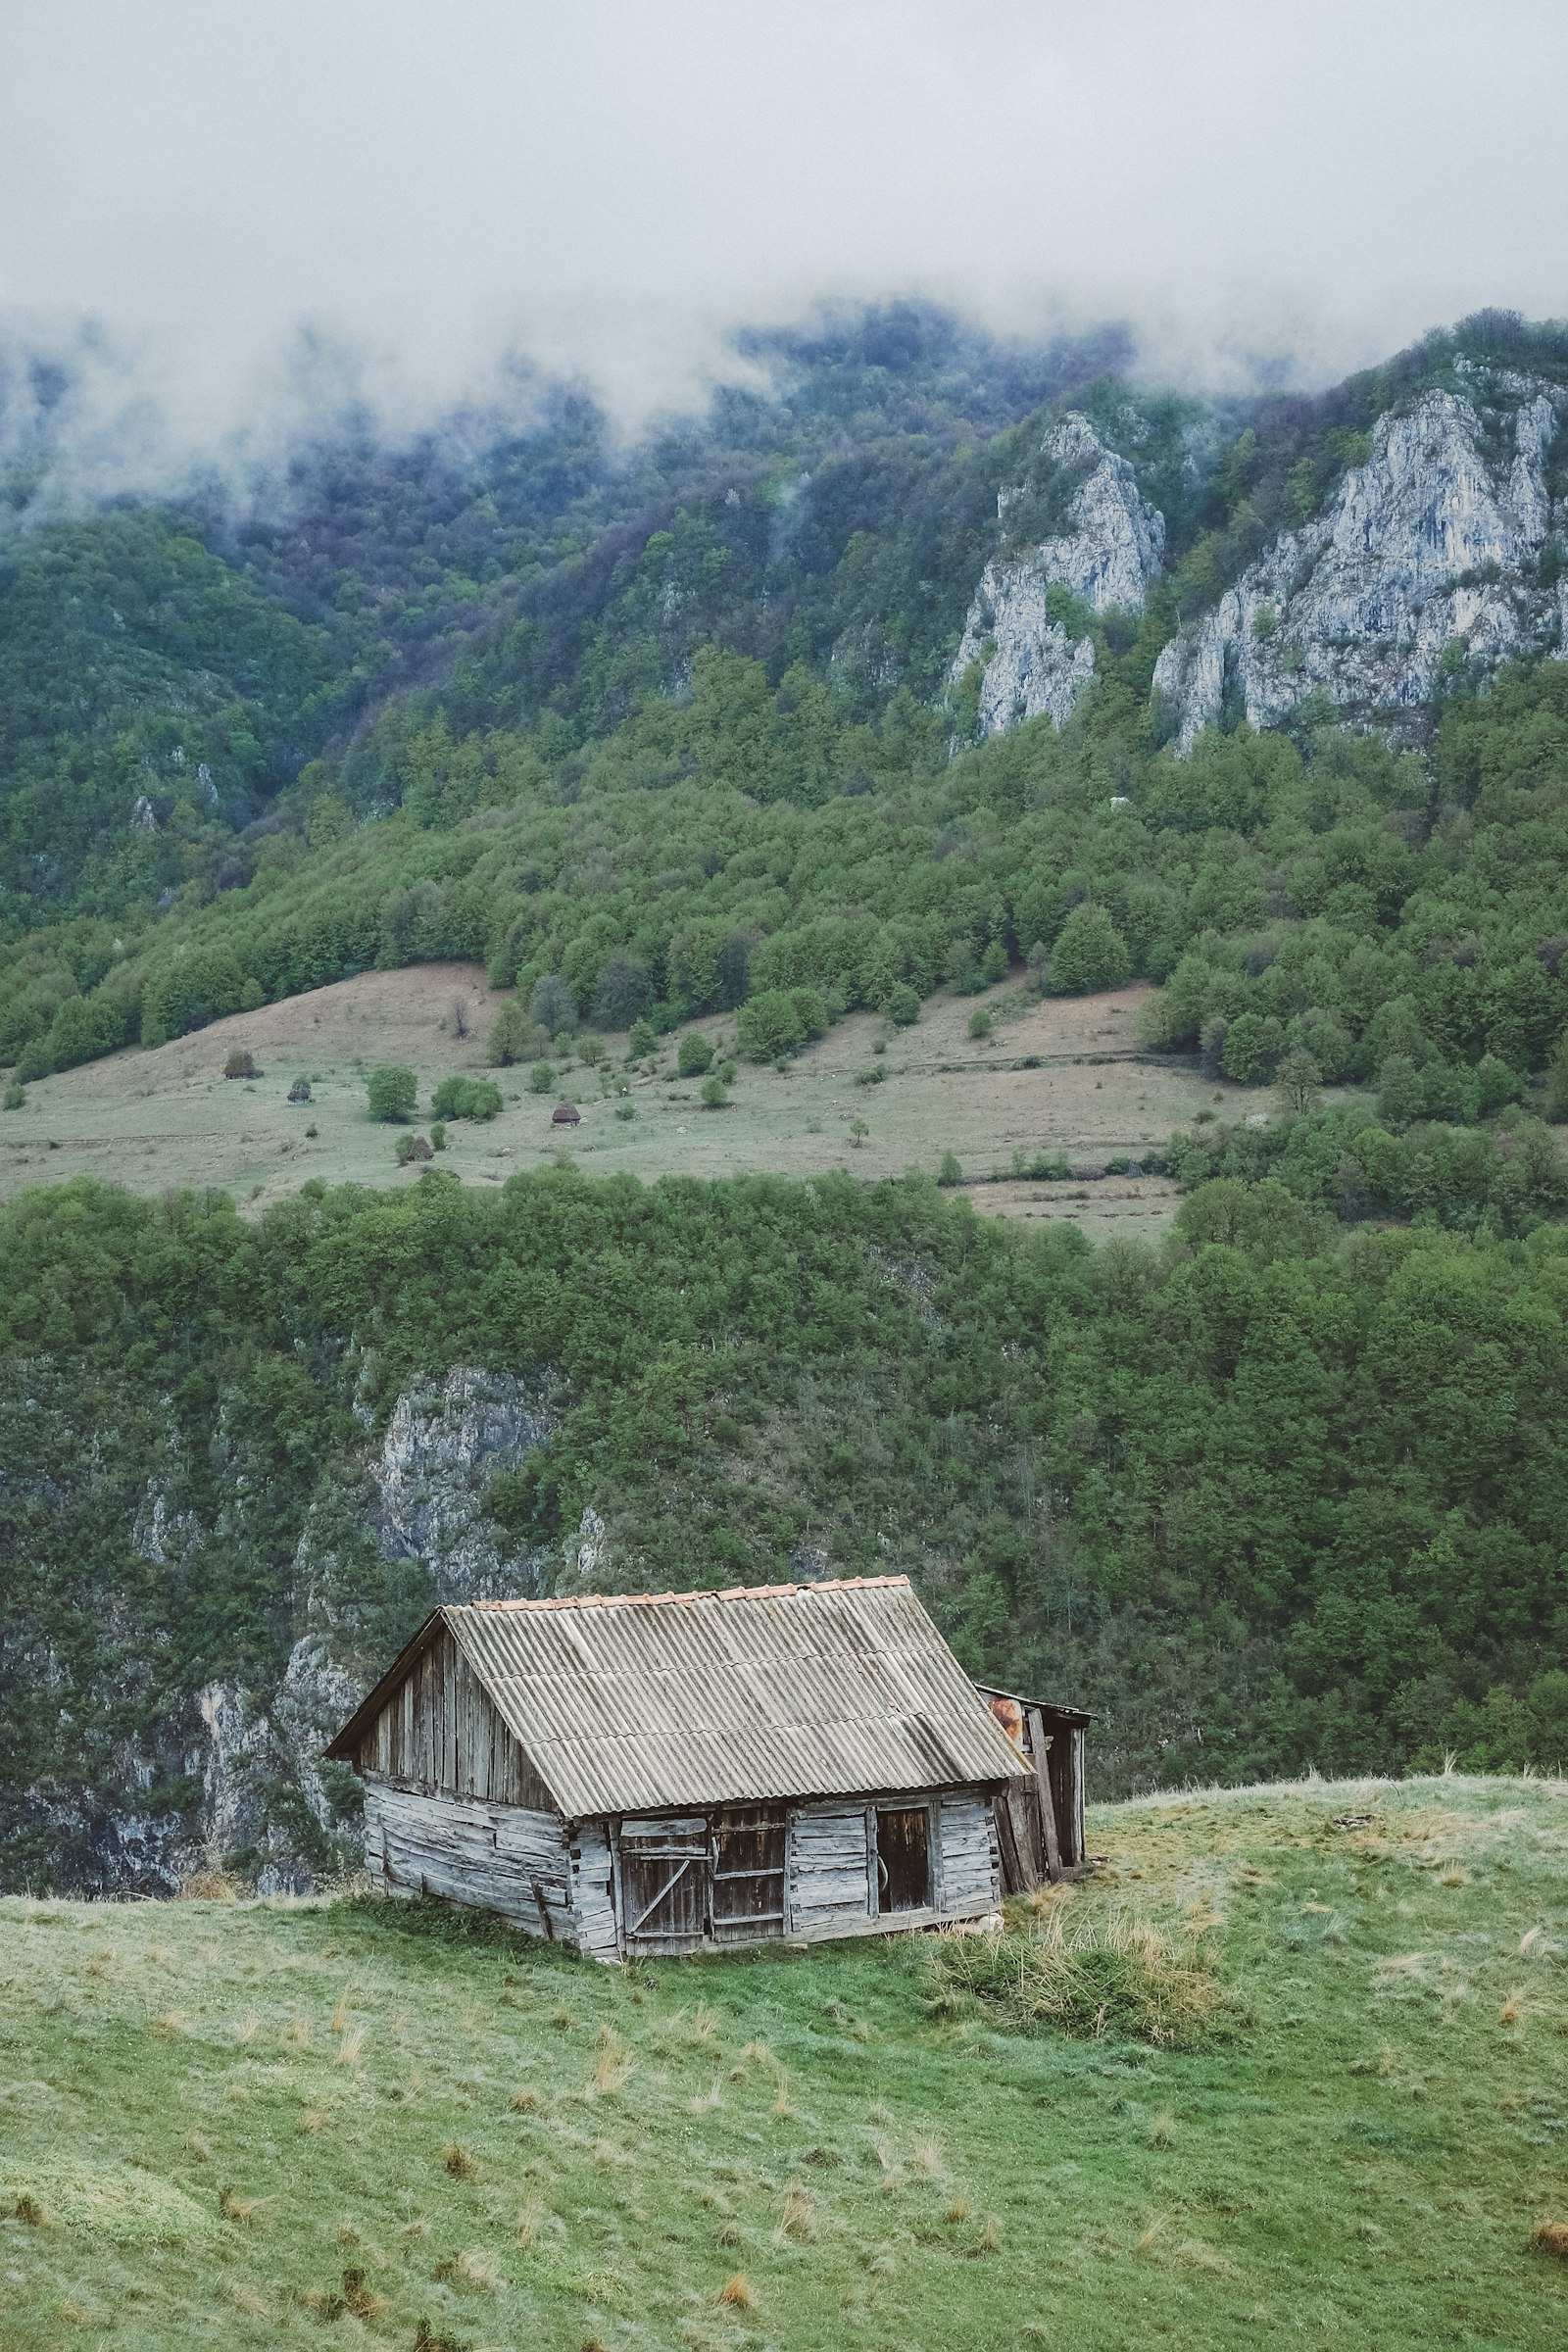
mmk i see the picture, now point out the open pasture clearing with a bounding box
[2,1775,1566,2349]
[0,967,1251,1233]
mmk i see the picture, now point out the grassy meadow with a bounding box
[0,962,1238,1239]
[2,1775,1567,2350]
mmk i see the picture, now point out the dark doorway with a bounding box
[710,1807,787,1942]
[875,1807,931,1912]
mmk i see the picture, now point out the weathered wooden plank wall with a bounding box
[787,1803,875,1936]
[937,1793,1001,1913]
[570,1824,621,1962]
[354,1628,553,1811]
[363,1780,574,1942]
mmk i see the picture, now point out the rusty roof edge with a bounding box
[320,1609,449,1763]
[462,1574,911,1617]
[974,1679,1096,1725]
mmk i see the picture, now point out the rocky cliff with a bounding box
[1152,368,1568,749]
[20,1365,563,1898]
[952,413,1165,734]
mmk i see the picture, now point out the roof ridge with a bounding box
[463,1574,912,1616]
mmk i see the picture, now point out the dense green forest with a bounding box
[5,300,1564,947]
[5,1165,1568,1889]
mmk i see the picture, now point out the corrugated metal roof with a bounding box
[336,1576,1034,1819]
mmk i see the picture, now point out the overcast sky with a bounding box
[2,0,1567,452]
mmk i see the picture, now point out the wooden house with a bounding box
[324,1575,1086,1960]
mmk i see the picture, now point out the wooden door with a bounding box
[617,1819,710,1954]
[710,1807,787,1942]
[875,1806,931,1912]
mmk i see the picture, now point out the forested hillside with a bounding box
[8,304,1568,1896]
[6,1166,1568,1892]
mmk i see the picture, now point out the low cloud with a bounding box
[2,1,1564,502]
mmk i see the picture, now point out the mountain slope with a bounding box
[7,1167,1568,1893]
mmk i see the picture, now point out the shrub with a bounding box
[2,1083,24,1110]
[700,1073,729,1109]
[677,1031,714,1077]
[931,1902,1221,2048]
[613,1101,636,1121]
[856,1065,887,1086]
[938,1151,963,1186]
[529,973,576,1035]
[1377,1052,1423,1129]
[396,1132,433,1166]
[1047,904,1132,996]
[980,940,1008,985]
[1220,1012,1285,1084]
[429,1122,447,1151]
[21,986,137,1079]
[287,1075,312,1103]
[967,1007,993,1042]
[367,1065,417,1123]
[431,1075,503,1122]
[486,996,535,1066]
[887,983,920,1026]
[528,1061,556,1095]
[717,1059,736,1083]
[1546,1037,1568,1122]
[627,1016,658,1058]
[735,986,828,1062]
[140,948,252,1046]
[224,1050,258,1080]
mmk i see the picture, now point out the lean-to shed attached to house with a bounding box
[324,1576,1080,1960]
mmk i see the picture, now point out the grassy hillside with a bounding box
[3,1775,1566,2349]
[0,962,1211,1230]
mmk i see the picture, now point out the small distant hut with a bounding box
[551,1102,581,1127]
[324,1577,1088,1960]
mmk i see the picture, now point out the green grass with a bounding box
[3,1775,1567,2348]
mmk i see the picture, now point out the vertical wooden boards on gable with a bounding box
[353,1626,552,1810]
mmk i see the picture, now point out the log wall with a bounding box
[363,1775,1002,1959]
[363,1779,576,1944]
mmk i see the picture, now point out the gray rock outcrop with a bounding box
[1153,373,1568,750]
[953,413,1165,735]
[172,1364,561,1891]
[369,1364,557,1601]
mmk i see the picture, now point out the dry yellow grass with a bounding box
[717,2273,757,2310]
[779,2186,815,2241]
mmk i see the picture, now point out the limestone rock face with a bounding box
[1153,374,1568,750]
[953,413,1165,735]
[166,1364,560,1893]
[369,1364,557,1602]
